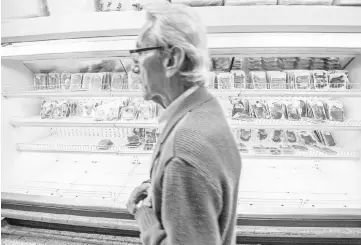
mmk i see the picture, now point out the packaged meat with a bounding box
[60,73,72,90]
[90,73,104,92]
[257,129,268,141]
[70,73,83,90]
[262,57,280,71]
[137,102,154,120]
[267,100,286,120]
[250,100,269,119]
[279,0,333,4]
[34,73,48,91]
[94,103,108,121]
[69,100,78,116]
[217,73,234,90]
[328,70,349,90]
[232,71,246,89]
[40,100,54,119]
[48,73,60,90]
[82,100,101,118]
[286,130,297,143]
[207,72,216,89]
[324,100,344,122]
[322,131,336,147]
[232,57,243,70]
[247,57,263,71]
[271,130,284,143]
[285,100,302,120]
[129,71,142,90]
[111,72,128,90]
[240,129,252,142]
[120,105,137,121]
[253,145,268,154]
[212,57,232,71]
[279,57,297,70]
[133,128,145,142]
[266,71,287,89]
[250,71,267,89]
[280,145,294,155]
[313,130,325,145]
[296,57,311,69]
[106,100,122,121]
[269,147,282,155]
[99,0,129,11]
[290,70,312,89]
[52,100,70,119]
[82,73,92,91]
[292,144,308,152]
[229,97,252,120]
[308,100,327,121]
[97,139,114,150]
[171,0,223,7]
[312,70,329,90]
[102,73,112,91]
[225,0,277,4]
[145,129,157,144]
[298,131,317,146]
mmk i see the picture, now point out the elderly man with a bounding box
[126,3,241,245]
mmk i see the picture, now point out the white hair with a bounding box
[139,3,211,87]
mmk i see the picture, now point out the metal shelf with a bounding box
[11,116,361,131]
[4,88,361,98]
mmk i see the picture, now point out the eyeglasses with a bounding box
[129,46,166,74]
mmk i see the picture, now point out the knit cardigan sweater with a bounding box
[135,86,242,245]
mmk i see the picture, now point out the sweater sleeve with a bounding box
[135,157,223,245]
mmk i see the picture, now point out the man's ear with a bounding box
[163,46,185,78]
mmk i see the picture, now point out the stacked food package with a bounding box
[235,128,338,155]
[40,97,159,121]
[33,72,135,91]
[224,96,345,122]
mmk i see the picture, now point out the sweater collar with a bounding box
[157,86,214,145]
[158,85,200,134]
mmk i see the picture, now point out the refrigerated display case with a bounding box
[2,5,361,244]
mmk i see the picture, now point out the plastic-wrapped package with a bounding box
[82,73,92,91]
[48,73,60,90]
[271,130,284,143]
[102,73,112,91]
[324,100,344,122]
[97,139,114,150]
[266,71,287,89]
[312,70,329,90]
[328,70,349,90]
[308,100,327,121]
[129,71,142,90]
[120,104,137,121]
[247,58,263,71]
[293,70,312,89]
[262,57,280,71]
[229,97,252,120]
[250,100,269,119]
[322,131,336,147]
[111,72,128,90]
[145,129,157,144]
[232,57,243,70]
[82,100,102,118]
[280,145,294,155]
[240,129,252,142]
[99,0,130,11]
[52,100,71,119]
[212,57,232,71]
[257,129,268,141]
[278,0,333,4]
[40,100,54,119]
[225,0,276,4]
[298,131,317,146]
[285,100,303,120]
[279,57,297,70]
[70,73,83,90]
[34,73,48,91]
[217,73,234,90]
[170,0,223,7]
[286,130,297,143]
[106,100,122,121]
[94,103,108,121]
[267,100,286,120]
[324,57,341,70]
[250,71,267,89]
[310,58,325,70]
[232,70,246,89]
[137,101,154,120]
[90,73,105,92]
[60,73,72,90]
[313,130,325,145]
[292,144,308,152]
